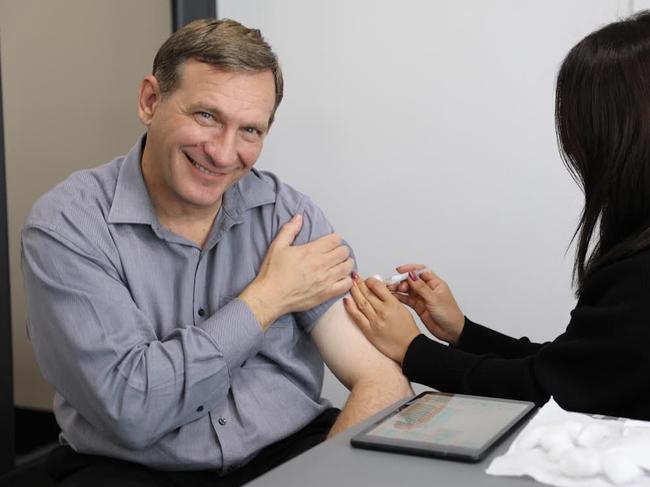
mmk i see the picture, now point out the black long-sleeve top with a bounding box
[401,248,650,420]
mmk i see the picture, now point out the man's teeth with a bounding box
[190,158,216,176]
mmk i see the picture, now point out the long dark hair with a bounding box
[556,10,650,295]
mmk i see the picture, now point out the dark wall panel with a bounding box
[172,0,216,30]
[0,44,16,475]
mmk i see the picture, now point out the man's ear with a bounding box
[138,75,162,126]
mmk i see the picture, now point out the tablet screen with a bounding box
[351,391,536,462]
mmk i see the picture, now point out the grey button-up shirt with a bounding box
[22,138,340,472]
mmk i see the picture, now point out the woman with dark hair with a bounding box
[344,11,650,420]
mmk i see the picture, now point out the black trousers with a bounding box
[1,407,340,487]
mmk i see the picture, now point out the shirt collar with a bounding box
[107,136,157,225]
[221,168,277,222]
[108,136,276,226]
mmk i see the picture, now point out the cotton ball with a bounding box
[563,420,585,441]
[617,430,650,470]
[602,451,644,485]
[540,425,574,450]
[558,448,602,478]
[518,425,547,450]
[547,440,574,463]
[577,423,615,448]
[540,425,574,457]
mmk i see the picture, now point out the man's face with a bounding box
[140,59,276,213]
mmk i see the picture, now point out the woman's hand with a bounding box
[344,274,421,364]
[392,264,465,345]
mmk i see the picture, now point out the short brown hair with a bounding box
[153,18,284,124]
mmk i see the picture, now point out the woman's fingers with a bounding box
[395,281,409,293]
[365,277,394,302]
[395,263,427,274]
[349,278,379,321]
[352,274,384,309]
[394,292,427,316]
[394,264,429,293]
[343,295,371,333]
[394,291,417,309]
[418,269,441,286]
[406,272,437,305]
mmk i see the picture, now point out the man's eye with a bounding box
[243,127,261,136]
[197,112,214,121]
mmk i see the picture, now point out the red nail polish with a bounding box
[351,271,360,281]
[409,271,418,281]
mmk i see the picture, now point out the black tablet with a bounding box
[350,391,536,462]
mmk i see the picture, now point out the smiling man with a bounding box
[20,18,411,487]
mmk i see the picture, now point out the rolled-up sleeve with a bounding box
[22,225,263,450]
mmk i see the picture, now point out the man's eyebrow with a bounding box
[188,102,221,116]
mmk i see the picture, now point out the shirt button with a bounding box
[218,417,227,426]
[196,405,204,412]
[198,308,206,317]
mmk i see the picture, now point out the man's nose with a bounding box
[204,131,238,167]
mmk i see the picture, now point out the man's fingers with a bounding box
[271,214,303,248]
[330,275,354,296]
[306,232,343,254]
[322,244,351,270]
[284,230,342,256]
[332,258,355,280]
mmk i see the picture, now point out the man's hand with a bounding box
[240,214,354,330]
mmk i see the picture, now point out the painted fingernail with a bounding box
[343,297,349,305]
[409,271,418,281]
[351,271,360,281]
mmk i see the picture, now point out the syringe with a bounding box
[370,268,428,286]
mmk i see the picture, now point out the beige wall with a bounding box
[0,0,171,409]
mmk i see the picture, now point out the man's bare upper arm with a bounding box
[310,299,405,390]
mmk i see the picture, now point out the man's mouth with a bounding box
[185,153,219,176]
